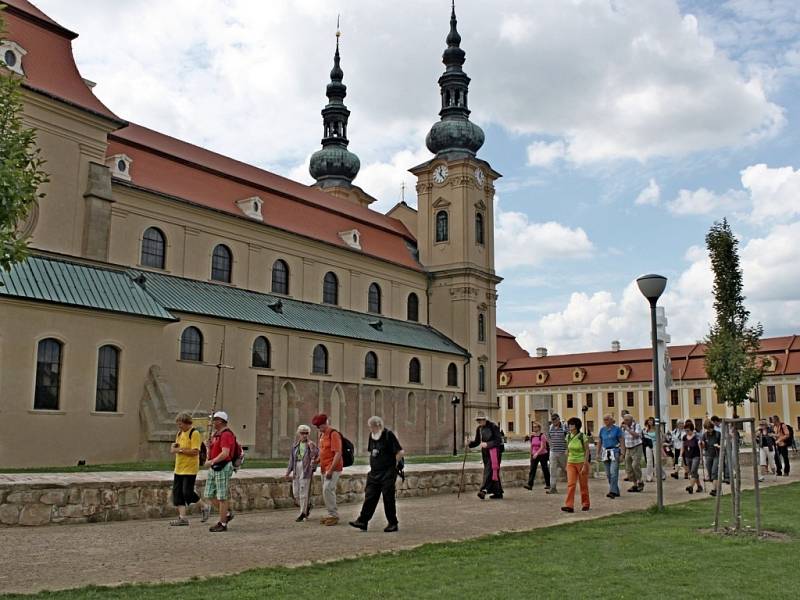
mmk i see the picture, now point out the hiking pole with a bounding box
[457,442,469,499]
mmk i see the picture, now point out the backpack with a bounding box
[568,432,589,458]
[188,428,208,465]
[332,429,355,468]
[210,428,245,471]
[785,424,795,447]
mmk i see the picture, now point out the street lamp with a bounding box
[637,273,667,512]
[451,395,461,456]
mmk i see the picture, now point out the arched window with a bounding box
[478,364,486,393]
[435,210,449,243]
[34,338,62,410]
[475,212,485,245]
[312,344,328,374]
[180,326,203,362]
[368,282,382,314]
[407,293,419,322]
[211,244,232,283]
[409,357,421,383]
[447,362,458,387]
[141,227,166,269]
[252,336,271,368]
[271,259,289,295]
[364,351,378,379]
[323,271,338,305]
[96,345,120,412]
[478,313,486,342]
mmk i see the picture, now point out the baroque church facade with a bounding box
[0,1,501,467]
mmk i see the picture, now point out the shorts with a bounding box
[172,473,200,506]
[204,462,233,500]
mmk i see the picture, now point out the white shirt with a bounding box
[623,422,643,448]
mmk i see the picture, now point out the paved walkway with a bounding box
[0,470,795,595]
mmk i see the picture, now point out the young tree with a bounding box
[703,218,764,414]
[704,218,764,532]
[0,13,49,272]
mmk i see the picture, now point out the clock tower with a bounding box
[410,2,501,425]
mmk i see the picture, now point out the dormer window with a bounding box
[235,196,263,221]
[0,41,27,76]
[106,154,132,181]
[338,229,361,250]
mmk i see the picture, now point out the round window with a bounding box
[4,50,17,68]
[117,159,127,172]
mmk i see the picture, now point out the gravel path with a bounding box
[0,472,794,594]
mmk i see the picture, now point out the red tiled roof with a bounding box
[3,1,120,122]
[496,327,530,363]
[108,124,421,270]
[498,336,800,388]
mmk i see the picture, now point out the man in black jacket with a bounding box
[349,416,404,533]
[467,411,504,499]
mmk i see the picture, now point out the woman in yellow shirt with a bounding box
[170,412,209,526]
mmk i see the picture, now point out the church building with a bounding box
[0,1,501,466]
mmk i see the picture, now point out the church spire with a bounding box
[425,1,484,158]
[309,20,360,188]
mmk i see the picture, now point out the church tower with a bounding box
[309,28,377,208]
[411,2,501,423]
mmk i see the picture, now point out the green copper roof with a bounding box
[0,255,175,321]
[130,270,467,356]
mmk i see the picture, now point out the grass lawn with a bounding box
[0,451,530,474]
[6,483,799,599]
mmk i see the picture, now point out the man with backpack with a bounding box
[169,412,209,526]
[349,416,404,533]
[312,413,344,526]
[771,415,792,476]
[203,411,239,532]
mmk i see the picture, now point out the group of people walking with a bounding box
[168,411,404,533]
[166,408,792,532]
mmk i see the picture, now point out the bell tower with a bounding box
[411,2,501,422]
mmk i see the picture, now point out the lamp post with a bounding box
[451,395,461,456]
[637,273,668,512]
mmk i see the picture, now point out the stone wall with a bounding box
[0,461,530,528]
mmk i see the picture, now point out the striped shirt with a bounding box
[547,424,568,454]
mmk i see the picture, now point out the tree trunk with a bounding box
[732,423,742,532]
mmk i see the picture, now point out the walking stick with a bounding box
[457,441,469,499]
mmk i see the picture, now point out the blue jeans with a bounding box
[603,459,620,495]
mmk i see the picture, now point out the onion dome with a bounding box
[425,2,484,158]
[309,33,360,186]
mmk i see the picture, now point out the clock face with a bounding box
[474,168,485,186]
[432,164,448,184]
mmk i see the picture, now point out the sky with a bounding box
[34,0,800,355]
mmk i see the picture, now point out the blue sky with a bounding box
[36,0,800,354]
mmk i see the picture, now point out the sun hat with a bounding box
[297,424,311,433]
[475,411,488,421]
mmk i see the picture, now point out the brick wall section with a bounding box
[255,375,456,459]
[0,460,531,527]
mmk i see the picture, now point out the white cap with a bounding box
[212,411,229,422]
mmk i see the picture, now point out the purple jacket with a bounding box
[287,440,319,479]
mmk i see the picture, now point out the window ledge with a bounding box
[311,372,332,377]
[407,381,423,386]
[29,409,65,415]
[177,359,204,365]
[90,411,125,417]
[250,366,274,371]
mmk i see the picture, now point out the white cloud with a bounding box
[494,199,594,269]
[635,178,660,206]
[740,163,800,224]
[33,0,786,187]
[485,1,785,164]
[526,140,566,167]
[667,187,748,216]
[509,220,800,355]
